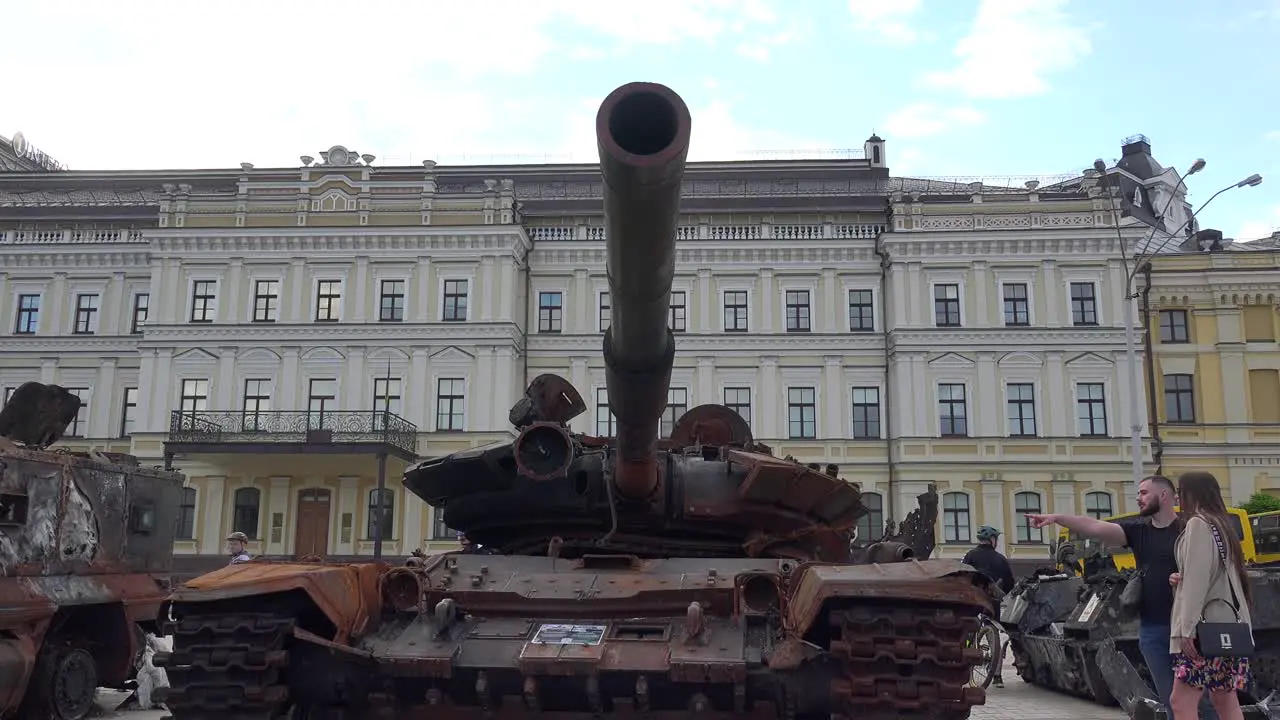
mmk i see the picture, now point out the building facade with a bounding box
[0,135,1191,570]
[1146,244,1280,501]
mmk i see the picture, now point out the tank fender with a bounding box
[163,561,385,644]
[782,559,995,637]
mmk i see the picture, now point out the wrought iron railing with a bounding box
[168,410,418,457]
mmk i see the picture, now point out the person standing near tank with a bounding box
[225,531,252,565]
[1027,475,1218,720]
[963,526,1014,688]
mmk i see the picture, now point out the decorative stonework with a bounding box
[0,249,151,268]
[890,328,1132,348]
[135,322,525,345]
[3,336,145,354]
[528,332,886,353]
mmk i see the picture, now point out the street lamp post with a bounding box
[1094,161,1264,496]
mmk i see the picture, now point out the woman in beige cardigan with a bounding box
[1168,471,1253,720]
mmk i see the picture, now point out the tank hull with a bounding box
[158,555,994,720]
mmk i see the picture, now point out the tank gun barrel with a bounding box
[596,82,691,501]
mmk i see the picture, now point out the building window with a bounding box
[436,378,465,431]
[253,280,279,322]
[851,387,880,439]
[179,379,209,417]
[442,279,468,322]
[72,294,99,334]
[1006,383,1037,437]
[661,388,689,437]
[785,290,811,332]
[64,388,89,437]
[669,291,687,332]
[190,281,216,323]
[1159,309,1189,343]
[1070,282,1098,326]
[307,379,337,427]
[315,280,342,322]
[373,377,402,429]
[176,487,196,540]
[598,291,611,332]
[120,387,138,438]
[433,509,454,541]
[367,488,394,541]
[787,387,817,439]
[14,294,40,334]
[1076,382,1108,436]
[848,289,874,332]
[723,290,748,332]
[1085,491,1113,520]
[934,284,961,327]
[1165,374,1196,423]
[1015,491,1043,543]
[1003,283,1030,326]
[232,487,260,539]
[242,379,272,431]
[131,293,149,334]
[938,383,968,437]
[943,492,971,543]
[856,492,884,543]
[595,388,615,436]
[724,387,751,426]
[538,291,563,333]
[379,280,405,322]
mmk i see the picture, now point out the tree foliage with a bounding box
[1237,492,1280,514]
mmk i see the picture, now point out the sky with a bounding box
[4,0,1278,241]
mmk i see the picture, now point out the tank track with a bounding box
[827,601,988,720]
[153,610,294,720]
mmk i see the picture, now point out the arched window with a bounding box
[367,488,395,541]
[1085,491,1113,520]
[943,492,971,543]
[1014,491,1043,543]
[856,492,884,543]
[176,487,197,540]
[232,487,260,539]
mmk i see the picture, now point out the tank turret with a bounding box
[403,83,874,562]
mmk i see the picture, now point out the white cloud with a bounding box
[3,0,797,169]
[1265,130,1280,141]
[848,0,927,45]
[1237,205,1280,241]
[921,0,1092,99]
[552,97,835,163]
[882,103,986,139]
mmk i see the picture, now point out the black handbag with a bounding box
[1194,521,1254,658]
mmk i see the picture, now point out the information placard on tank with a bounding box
[530,624,607,645]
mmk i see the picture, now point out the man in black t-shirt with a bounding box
[1028,475,1215,720]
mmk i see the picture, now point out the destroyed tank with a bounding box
[156,81,997,720]
[0,382,186,720]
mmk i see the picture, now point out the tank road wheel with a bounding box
[965,621,1001,690]
[22,644,99,720]
[827,601,988,720]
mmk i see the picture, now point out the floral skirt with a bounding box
[1173,652,1251,692]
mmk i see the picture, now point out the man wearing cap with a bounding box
[963,525,1015,688]
[226,532,252,565]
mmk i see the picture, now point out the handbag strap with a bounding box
[1206,518,1244,619]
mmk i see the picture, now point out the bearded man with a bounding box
[1027,475,1216,720]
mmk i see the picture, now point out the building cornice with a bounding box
[881,231,1135,259]
[149,227,531,257]
[528,332,886,355]
[2,335,143,355]
[136,321,525,346]
[0,249,152,269]
[531,243,880,269]
[889,327,1136,349]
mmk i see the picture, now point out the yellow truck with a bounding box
[1057,506,1256,573]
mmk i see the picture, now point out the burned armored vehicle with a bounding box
[0,382,186,720]
[156,81,997,720]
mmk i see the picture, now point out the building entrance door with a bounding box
[294,488,331,559]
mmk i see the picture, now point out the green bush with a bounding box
[1238,492,1280,514]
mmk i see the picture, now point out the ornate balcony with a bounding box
[165,409,418,461]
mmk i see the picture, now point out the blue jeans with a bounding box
[1139,621,1219,720]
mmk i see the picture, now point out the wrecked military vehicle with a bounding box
[0,381,187,720]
